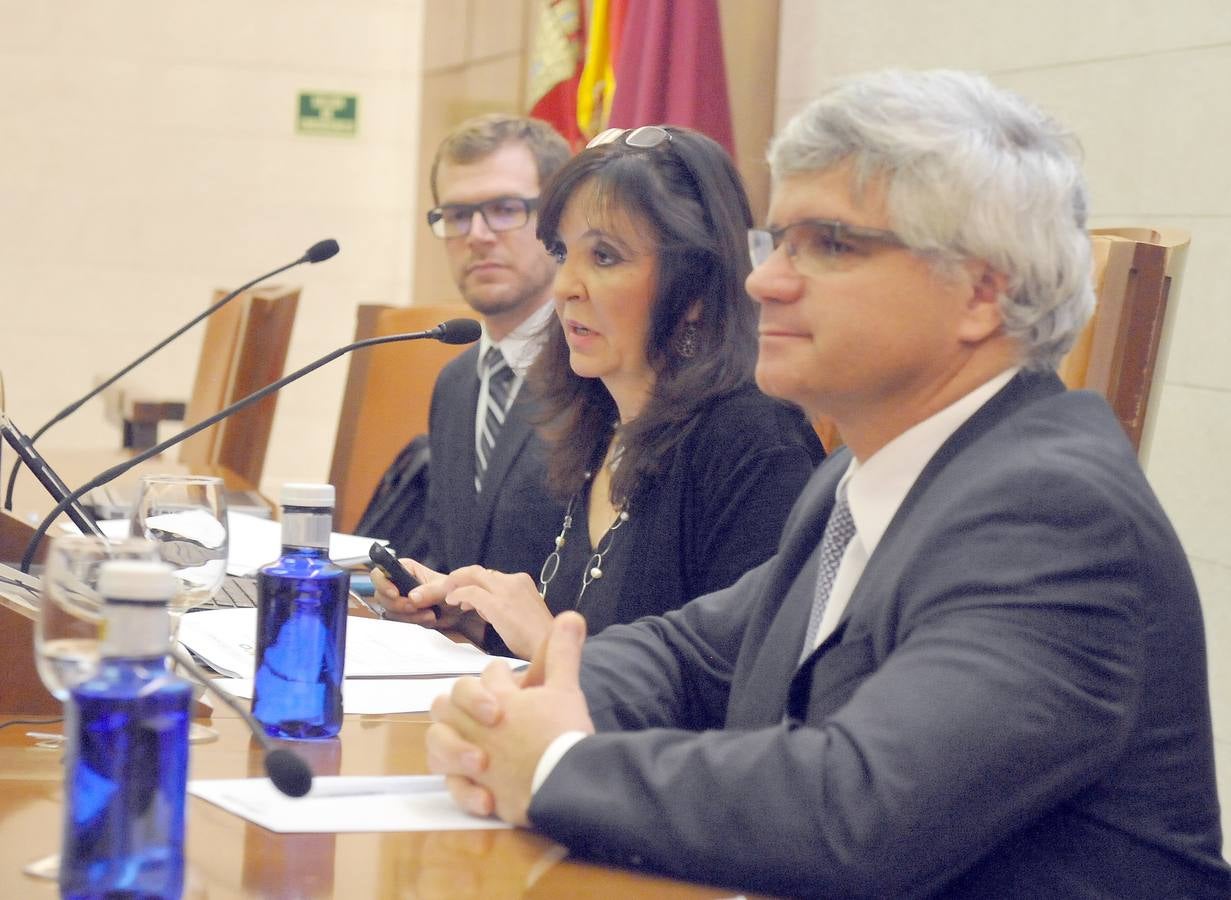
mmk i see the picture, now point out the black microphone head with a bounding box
[265,748,314,797]
[437,318,482,345]
[305,239,340,264]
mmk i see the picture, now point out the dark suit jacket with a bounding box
[423,346,564,605]
[530,371,1229,898]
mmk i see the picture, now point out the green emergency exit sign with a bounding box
[297,92,358,137]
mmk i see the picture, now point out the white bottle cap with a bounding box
[97,560,179,604]
[280,483,335,508]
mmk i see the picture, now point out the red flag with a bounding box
[527,0,586,149]
[608,0,735,156]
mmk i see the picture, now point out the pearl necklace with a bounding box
[537,469,631,609]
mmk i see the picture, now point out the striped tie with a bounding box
[475,346,515,492]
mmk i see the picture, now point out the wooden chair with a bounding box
[1059,228,1189,453]
[176,284,300,486]
[812,417,843,456]
[329,303,472,533]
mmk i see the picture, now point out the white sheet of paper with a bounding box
[96,518,134,540]
[0,561,39,616]
[224,511,381,575]
[177,607,522,679]
[188,775,509,833]
[98,512,383,576]
[211,676,459,714]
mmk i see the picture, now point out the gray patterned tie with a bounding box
[475,346,515,492]
[799,492,857,662]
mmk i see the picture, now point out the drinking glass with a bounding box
[25,534,162,881]
[129,473,229,747]
[129,474,229,615]
[36,534,163,700]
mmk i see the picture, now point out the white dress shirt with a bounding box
[531,367,1021,795]
[806,367,1017,652]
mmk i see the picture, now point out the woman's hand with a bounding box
[441,567,554,660]
[371,557,468,630]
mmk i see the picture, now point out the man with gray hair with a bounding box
[426,71,1228,896]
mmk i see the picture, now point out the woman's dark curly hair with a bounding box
[531,126,758,506]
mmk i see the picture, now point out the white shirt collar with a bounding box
[477,301,555,378]
[842,368,1019,557]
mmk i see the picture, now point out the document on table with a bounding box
[189,775,510,833]
[0,561,39,617]
[223,511,381,575]
[177,608,524,679]
[96,511,382,576]
[210,676,459,714]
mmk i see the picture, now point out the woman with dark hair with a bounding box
[375,125,824,658]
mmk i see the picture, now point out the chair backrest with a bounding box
[1059,228,1189,453]
[177,284,300,486]
[812,416,842,456]
[329,303,472,532]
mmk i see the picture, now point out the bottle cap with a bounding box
[280,483,335,508]
[97,560,179,603]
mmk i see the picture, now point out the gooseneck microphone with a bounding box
[3,239,341,513]
[0,414,106,537]
[169,644,313,797]
[20,318,481,573]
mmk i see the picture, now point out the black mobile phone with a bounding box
[368,542,421,596]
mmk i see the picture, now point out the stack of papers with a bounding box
[97,511,383,576]
[179,609,525,715]
[224,512,380,576]
[0,561,39,617]
[178,608,522,679]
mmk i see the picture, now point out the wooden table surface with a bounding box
[1,710,752,898]
[1,450,758,897]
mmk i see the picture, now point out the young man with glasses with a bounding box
[426,73,1228,897]
[373,115,569,648]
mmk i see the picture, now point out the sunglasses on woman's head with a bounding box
[586,125,673,150]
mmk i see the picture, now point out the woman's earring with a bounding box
[674,321,699,359]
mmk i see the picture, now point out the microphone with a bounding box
[303,239,340,263]
[0,413,106,538]
[20,318,481,572]
[435,318,482,344]
[169,644,313,797]
[3,239,341,513]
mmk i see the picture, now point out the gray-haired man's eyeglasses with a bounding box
[426,196,538,238]
[748,219,906,275]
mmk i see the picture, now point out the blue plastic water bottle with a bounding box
[252,483,350,739]
[61,560,191,900]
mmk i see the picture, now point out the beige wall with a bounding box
[777,0,1231,854]
[413,0,536,308]
[719,0,781,224]
[0,1,426,498]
